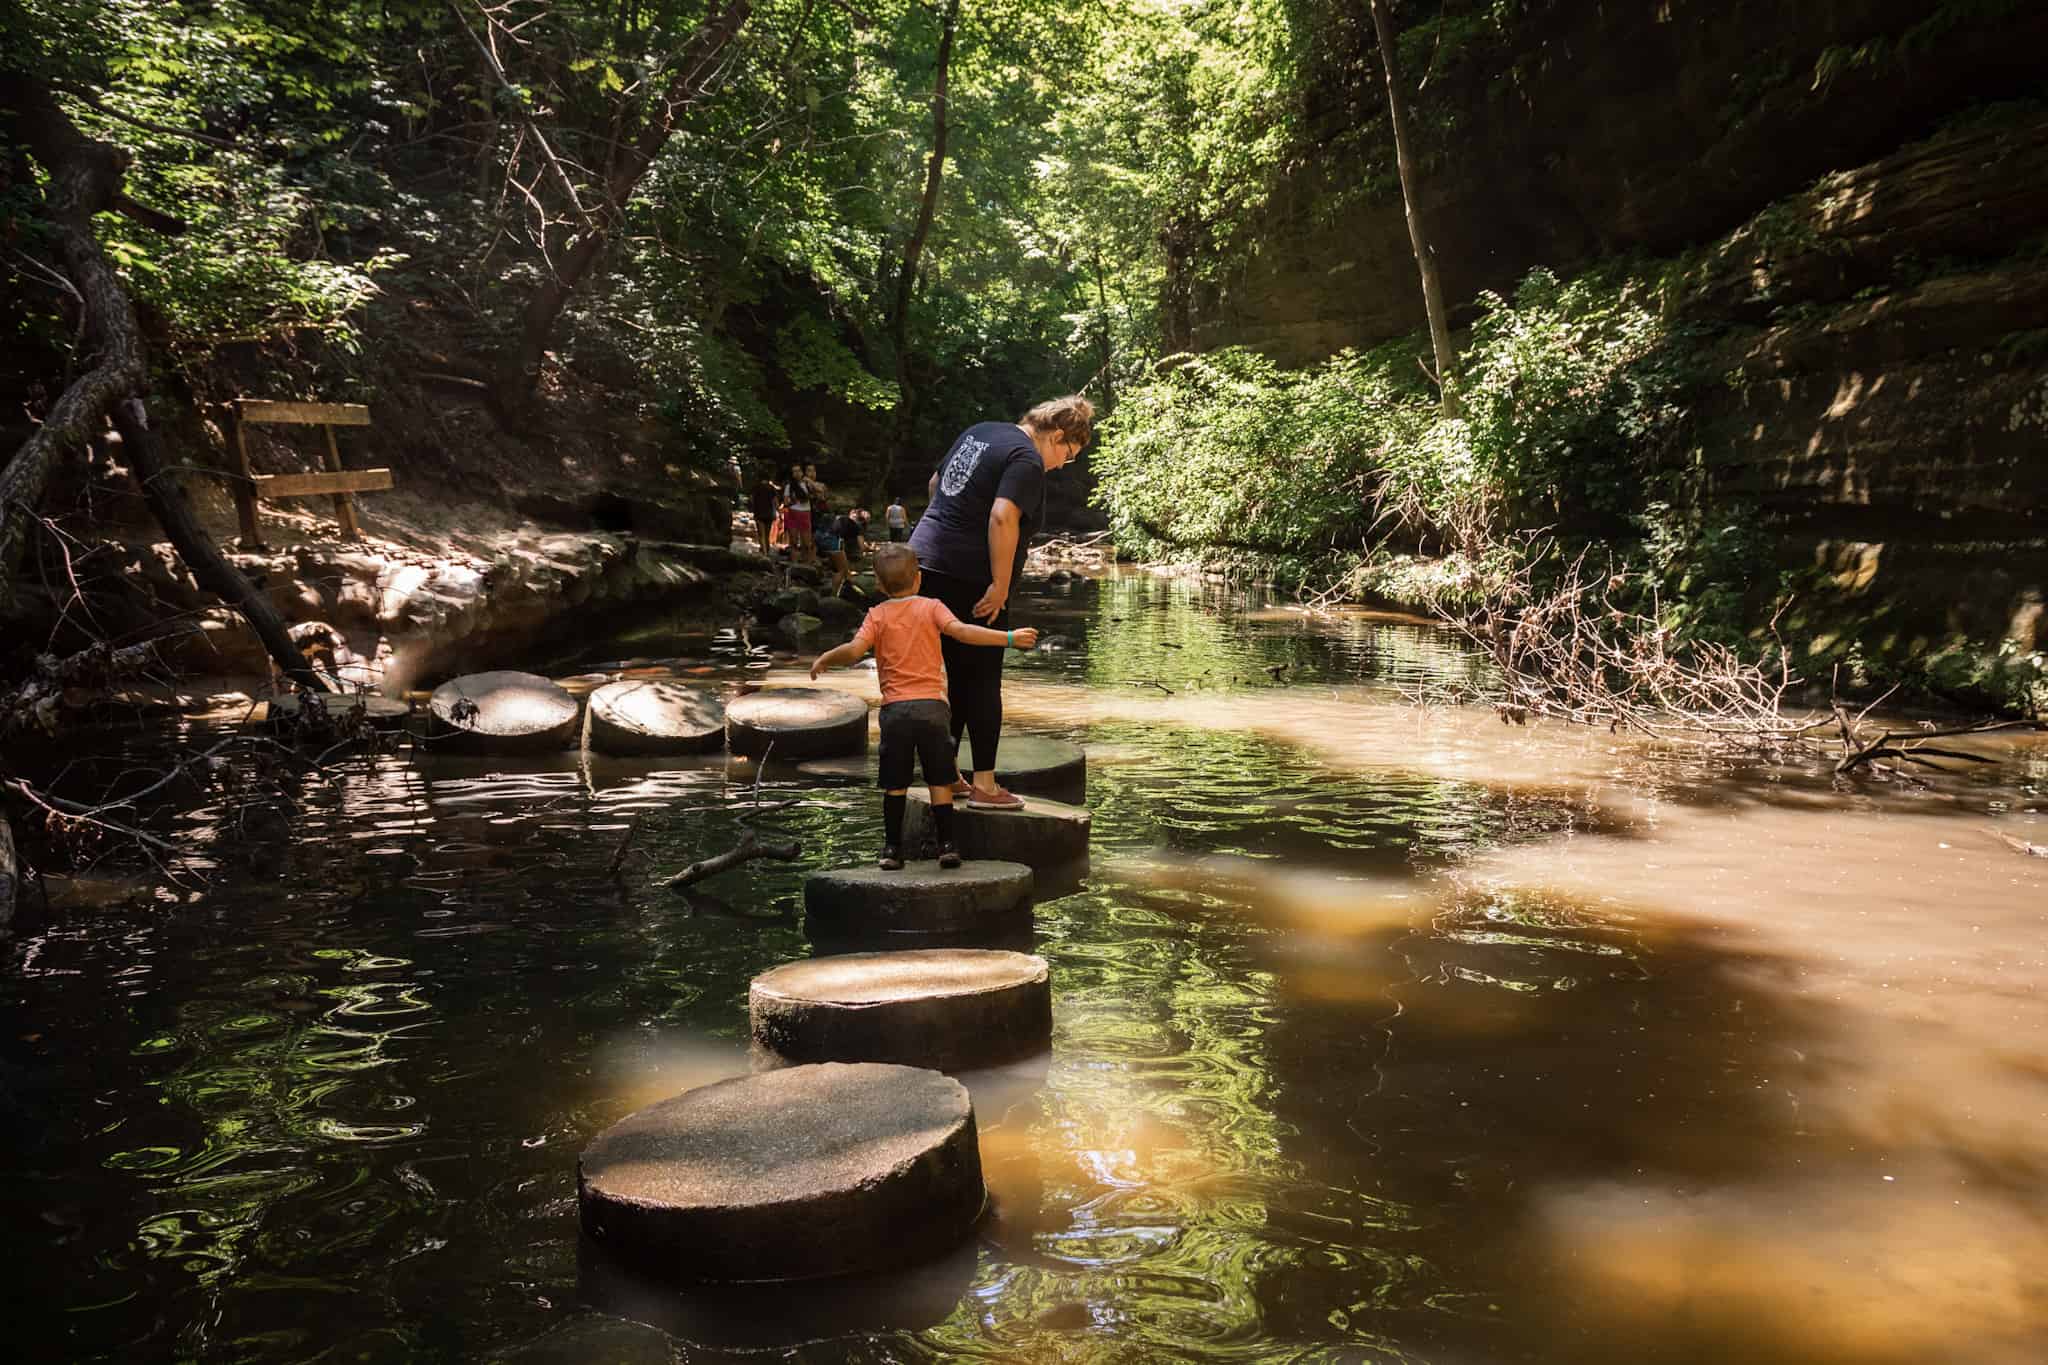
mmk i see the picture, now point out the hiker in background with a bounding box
[884,495,910,543]
[749,466,780,555]
[782,462,814,564]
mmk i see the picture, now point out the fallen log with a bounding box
[113,399,327,692]
[662,831,801,890]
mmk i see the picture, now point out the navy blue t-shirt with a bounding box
[908,422,1045,586]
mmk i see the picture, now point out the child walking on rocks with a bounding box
[810,543,1038,869]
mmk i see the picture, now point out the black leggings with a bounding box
[918,566,1007,773]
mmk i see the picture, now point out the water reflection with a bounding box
[4,571,2046,1361]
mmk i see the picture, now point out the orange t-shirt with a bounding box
[855,595,958,705]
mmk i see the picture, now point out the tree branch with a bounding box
[52,81,238,150]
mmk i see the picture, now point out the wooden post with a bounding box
[230,404,265,549]
[321,423,361,540]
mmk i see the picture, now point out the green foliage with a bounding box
[775,316,898,412]
[1097,264,1693,565]
[1091,343,1426,562]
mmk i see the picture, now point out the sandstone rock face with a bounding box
[1191,8,2048,704]
[577,1063,984,1282]
[1198,2,2048,364]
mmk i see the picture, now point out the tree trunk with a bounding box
[880,0,960,494]
[0,84,145,609]
[5,80,329,692]
[493,0,753,409]
[1367,0,1459,417]
[1092,250,1115,410]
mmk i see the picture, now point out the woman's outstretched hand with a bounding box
[1011,627,1039,650]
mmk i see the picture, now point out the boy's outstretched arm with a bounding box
[943,621,1038,650]
[809,637,871,678]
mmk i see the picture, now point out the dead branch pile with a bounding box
[1418,537,1817,749]
[1829,685,2043,778]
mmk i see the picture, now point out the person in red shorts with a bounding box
[809,543,1039,869]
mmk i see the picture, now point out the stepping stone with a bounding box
[578,1062,984,1282]
[263,692,411,731]
[752,949,1051,1071]
[726,686,868,759]
[428,671,581,753]
[585,680,726,756]
[904,790,1090,874]
[797,734,1086,800]
[804,860,1034,941]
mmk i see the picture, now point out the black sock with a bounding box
[931,801,957,845]
[884,794,906,847]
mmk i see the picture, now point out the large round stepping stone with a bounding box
[263,692,411,731]
[726,686,869,759]
[804,859,1034,940]
[577,1062,984,1282]
[904,790,1090,873]
[428,671,581,753]
[752,950,1051,1071]
[798,734,1086,800]
[585,680,726,755]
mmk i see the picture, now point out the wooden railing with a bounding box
[229,399,393,546]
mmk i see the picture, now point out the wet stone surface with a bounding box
[726,686,869,758]
[576,1063,984,1282]
[803,859,1035,941]
[751,949,1052,1070]
[904,790,1090,872]
[584,680,726,755]
[427,671,581,753]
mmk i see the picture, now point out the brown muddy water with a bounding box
[3,569,2045,1363]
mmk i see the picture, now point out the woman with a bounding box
[909,394,1093,810]
[884,496,910,543]
[781,463,813,563]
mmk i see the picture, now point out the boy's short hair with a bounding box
[873,543,920,593]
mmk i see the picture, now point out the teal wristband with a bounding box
[1006,629,1014,647]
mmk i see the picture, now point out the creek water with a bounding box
[5,569,2047,1363]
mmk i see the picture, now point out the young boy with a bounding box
[810,543,1038,869]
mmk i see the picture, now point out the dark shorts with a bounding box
[888,526,909,542]
[877,699,958,791]
[816,529,841,553]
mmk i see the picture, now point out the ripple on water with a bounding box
[15,571,2046,1362]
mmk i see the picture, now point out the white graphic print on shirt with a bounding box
[939,433,990,496]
